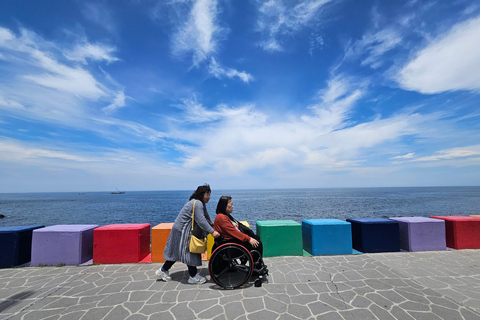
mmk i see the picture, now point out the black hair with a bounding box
[216,195,232,214]
[189,184,211,202]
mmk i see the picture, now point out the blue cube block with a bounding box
[302,219,352,255]
[346,218,400,253]
[0,225,45,268]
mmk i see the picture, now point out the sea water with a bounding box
[1,187,479,232]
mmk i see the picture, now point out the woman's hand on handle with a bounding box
[212,231,221,238]
[249,237,259,248]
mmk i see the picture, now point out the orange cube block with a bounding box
[151,223,174,262]
[93,224,150,264]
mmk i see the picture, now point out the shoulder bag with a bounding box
[189,200,208,254]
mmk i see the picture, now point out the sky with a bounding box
[1,0,480,193]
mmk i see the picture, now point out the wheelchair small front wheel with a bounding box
[208,243,254,289]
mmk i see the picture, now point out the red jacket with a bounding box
[214,213,250,242]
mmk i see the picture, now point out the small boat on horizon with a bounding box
[111,187,125,194]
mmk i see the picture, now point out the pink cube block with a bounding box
[31,225,98,266]
[93,224,150,264]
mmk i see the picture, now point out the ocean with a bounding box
[1,187,479,232]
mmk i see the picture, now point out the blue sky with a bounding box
[1,0,480,193]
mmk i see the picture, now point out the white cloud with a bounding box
[102,91,127,114]
[0,27,14,43]
[302,75,366,133]
[414,145,480,162]
[64,43,119,64]
[397,15,480,93]
[171,75,435,175]
[0,27,108,100]
[0,26,168,144]
[353,28,402,69]
[0,140,93,163]
[392,152,415,160]
[208,58,254,83]
[81,2,116,33]
[256,0,332,52]
[175,97,223,123]
[171,0,222,65]
[0,96,26,110]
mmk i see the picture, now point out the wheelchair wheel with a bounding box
[208,243,254,289]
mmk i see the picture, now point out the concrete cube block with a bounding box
[0,225,44,268]
[31,225,98,266]
[389,217,446,252]
[93,224,150,263]
[302,219,352,255]
[151,223,173,262]
[430,216,480,249]
[256,220,303,257]
[346,218,400,253]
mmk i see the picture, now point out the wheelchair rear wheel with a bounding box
[208,243,254,289]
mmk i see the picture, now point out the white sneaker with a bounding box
[188,273,207,284]
[155,268,171,281]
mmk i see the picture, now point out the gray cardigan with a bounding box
[172,199,215,235]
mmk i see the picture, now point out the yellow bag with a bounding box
[189,200,207,254]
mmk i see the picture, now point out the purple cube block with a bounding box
[389,217,446,252]
[31,225,98,266]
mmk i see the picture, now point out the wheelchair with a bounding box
[208,240,268,289]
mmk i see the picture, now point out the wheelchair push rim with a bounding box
[208,243,254,289]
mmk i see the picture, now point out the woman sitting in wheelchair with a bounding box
[213,196,268,279]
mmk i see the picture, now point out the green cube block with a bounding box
[256,220,303,257]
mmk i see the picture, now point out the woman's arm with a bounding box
[193,201,216,234]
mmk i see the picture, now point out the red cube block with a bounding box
[93,224,150,263]
[430,216,480,249]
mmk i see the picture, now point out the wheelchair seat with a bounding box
[208,239,268,289]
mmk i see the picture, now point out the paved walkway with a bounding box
[1,250,480,320]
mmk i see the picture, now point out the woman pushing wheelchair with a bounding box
[210,196,268,288]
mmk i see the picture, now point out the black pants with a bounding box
[162,260,198,278]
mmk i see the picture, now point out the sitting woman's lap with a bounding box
[213,235,263,257]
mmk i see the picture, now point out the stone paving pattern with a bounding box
[1,250,480,319]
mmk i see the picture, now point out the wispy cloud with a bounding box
[397,14,480,93]
[0,140,93,163]
[102,91,127,114]
[346,28,402,69]
[208,58,254,83]
[175,96,223,123]
[0,25,171,151]
[256,0,333,52]
[414,145,480,162]
[171,0,222,65]
[172,75,434,174]
[64,43,119,64]
[0,27,108,100]
[81,2,117,34]
[302,75,366,133]
[392,152,415,160]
